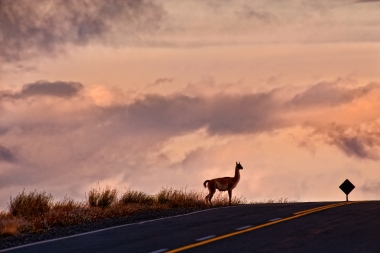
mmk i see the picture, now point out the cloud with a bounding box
[235,5,277,24]
[287,80,380,108]
[126,83,380,157]
[0,146,16,163]
[124,90,286,136]
[145,77,174,90]
[314,124,380,160]
[182,77,251,96]
[20,81,84,98]
[1,81,84,99]
[0,0,166,62]
[1,78,380,159]
[152,78,173,86]
[0,83,286,203]
[1,0,379,67]
[356,0,380,2]
[361,180,380,195]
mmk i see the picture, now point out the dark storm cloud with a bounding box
[287,81,380,108]
[0,145,16,163]
[0,0,165,62]
[1,81,83,99]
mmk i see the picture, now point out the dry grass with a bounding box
[0,218,19,236]
[121,190,155,205]
[88,185,117,208]
[249,197,297,204]
[9,190,53,217]
[0,211,31,236]
[157,188,205,208]
[0,187,295,237]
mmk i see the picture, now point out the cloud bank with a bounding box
[0,78,380,206]
[0,0,165,62]
[1,79,379,153]
[1,0,379,66]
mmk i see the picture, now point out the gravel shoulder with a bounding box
[0,207,207,250]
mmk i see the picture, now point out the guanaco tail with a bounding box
[203,162,243,205]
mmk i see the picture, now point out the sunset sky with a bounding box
[1,0,380,208]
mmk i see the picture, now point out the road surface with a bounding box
[1,201,379,253]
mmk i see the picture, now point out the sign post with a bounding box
[339,179,355,201]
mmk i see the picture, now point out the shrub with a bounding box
[9,190,52,217]
[120,190,155,205]
[88,186,117,208]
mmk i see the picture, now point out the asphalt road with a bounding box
[2,201,379,253]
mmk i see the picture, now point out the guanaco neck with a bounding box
[234,167,241,182]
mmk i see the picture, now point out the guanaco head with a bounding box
[236,162,243,170]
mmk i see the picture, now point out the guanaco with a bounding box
[203,162,243,205]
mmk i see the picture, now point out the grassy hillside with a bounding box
[0,186,294,237]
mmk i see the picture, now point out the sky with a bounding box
[1,0,380,208]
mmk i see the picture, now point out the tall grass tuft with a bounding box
[88,185,117,208]
[9,190,52,217]
[156,188,205,208]
[120,190,155,205]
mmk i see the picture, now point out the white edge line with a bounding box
[0,205,242,252]
[195,235,216,241]
[235,225,252,230]
[268,218,282,222]
[148,249,168,253]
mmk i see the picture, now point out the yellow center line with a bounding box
[165,201,361,253]
[296,203,354,215]
[294,202,348,215]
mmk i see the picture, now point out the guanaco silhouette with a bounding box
[203,162,243,205]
